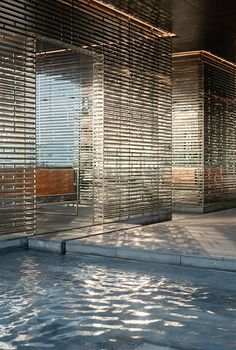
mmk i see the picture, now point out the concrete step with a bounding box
[1,234,236,273]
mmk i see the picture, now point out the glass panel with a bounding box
[36,38,97,234]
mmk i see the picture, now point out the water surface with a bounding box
[0,251,235,350]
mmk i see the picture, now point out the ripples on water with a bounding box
[0,251,235,350]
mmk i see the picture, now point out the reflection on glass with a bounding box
[36,38,95,233]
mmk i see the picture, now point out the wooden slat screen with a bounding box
[0,0,172,228]
[0,31,36,235]
[172,54,204,212]
[173,51,236,213]
[203,53,236,211]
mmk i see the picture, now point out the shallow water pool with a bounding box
[0,250,235,350]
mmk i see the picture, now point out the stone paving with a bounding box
[34,222,140,241]
[69,209,236,259]
[2,208,236,271]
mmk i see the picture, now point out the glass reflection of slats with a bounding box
[173,52,236,213]
[36,40,96,205]
[0,0,172,231]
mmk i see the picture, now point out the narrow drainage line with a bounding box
[61,225,141,255]
[31,223,106,237]
[64,224,140,242]
[32,221,132,237]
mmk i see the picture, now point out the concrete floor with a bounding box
[33,208,236,259]
[24,208,236,272]
[36,204,94,234]
[35,222,140,240]
[2,208,236,271]
[70,208,236,259]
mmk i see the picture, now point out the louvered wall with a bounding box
[203,54,236,211]
[0,0,172,231]
[0,31,36,235]
[172,54,204,212]
[173,51,236,213]
[101,0,171,31]
[102,28,172,223]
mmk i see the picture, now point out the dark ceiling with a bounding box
[170,0,236,62]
